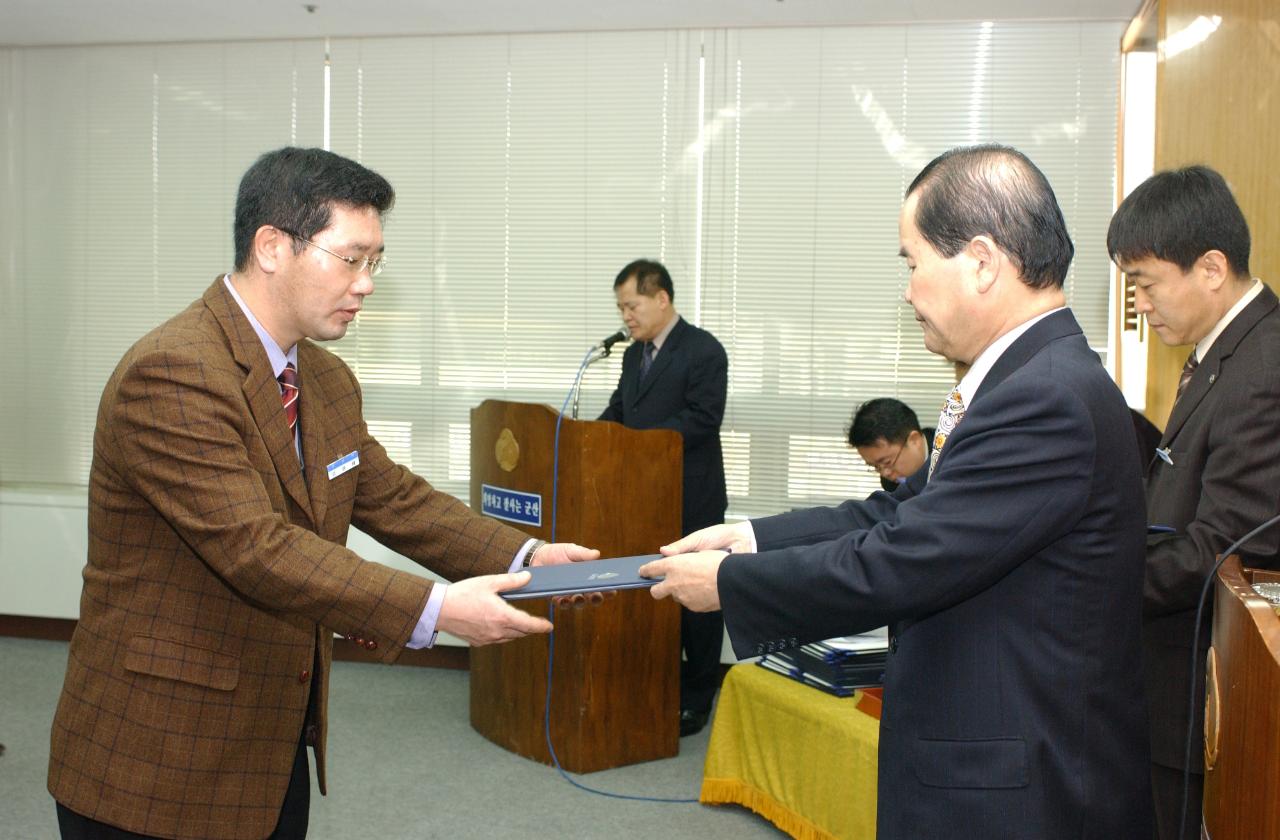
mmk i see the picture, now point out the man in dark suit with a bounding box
[641,145,1152,839]
[48,148,596,840]
[1108,165,1280,840]
[847,397,934,492]
[600,259,728,736]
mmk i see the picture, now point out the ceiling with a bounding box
[1,0,1143,48]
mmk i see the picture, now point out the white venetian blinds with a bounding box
[0,41,325,485]
[0,21,1121,522]
[324,31,703,483]
[698,23,1122,511]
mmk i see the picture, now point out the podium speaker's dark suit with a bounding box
[601,315,728,713]
[719,310,1153,840]
[1143,284,1280,811]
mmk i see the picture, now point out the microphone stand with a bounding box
[570,345,614,420]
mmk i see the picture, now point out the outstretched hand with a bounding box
[660,521,754,556]
[639,550,727,613]
[436,572,553,645]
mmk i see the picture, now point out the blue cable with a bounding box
[539,349,699,804]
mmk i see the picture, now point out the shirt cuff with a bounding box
[512,538,539,571]
[742,520,759,553]
[407,583,448,649]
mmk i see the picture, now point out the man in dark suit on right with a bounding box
[1108,165,1280,840]
[643,145,1152,839]
[600,259,728,736]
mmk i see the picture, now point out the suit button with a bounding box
[889,635,898,654]
[364,639,378,651]
[305,724,318,746]
[298,669,310,684]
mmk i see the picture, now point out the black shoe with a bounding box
[679,708,710,737]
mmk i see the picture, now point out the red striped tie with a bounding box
[279,362,299,439]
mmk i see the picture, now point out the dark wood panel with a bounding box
[468,400,683,772]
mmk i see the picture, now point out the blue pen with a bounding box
[1147,525,1176,534]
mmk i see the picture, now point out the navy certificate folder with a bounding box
[501,554,663,600]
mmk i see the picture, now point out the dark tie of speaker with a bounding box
[639,341,656,380]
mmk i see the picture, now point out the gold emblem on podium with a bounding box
[1204,646,1220,770]
[495,428,520,472]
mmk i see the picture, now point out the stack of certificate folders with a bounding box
[757,631,889,698]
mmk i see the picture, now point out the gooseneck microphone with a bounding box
[1178,512,1280,840]
[570,330,629,420]
[598,328,630,354]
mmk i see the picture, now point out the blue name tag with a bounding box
[481,483,542,526]
[326,450,359,481]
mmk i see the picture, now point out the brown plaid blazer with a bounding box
[48,278,527,839]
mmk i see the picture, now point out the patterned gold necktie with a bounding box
[928,388,966,480]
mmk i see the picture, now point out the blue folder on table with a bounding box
[501,553,664,600]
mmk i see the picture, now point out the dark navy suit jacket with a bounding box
[719,310,1152,840]
[600,316,728,532]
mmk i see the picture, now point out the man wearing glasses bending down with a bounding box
[48,147,598,840]
[847,397,934,492]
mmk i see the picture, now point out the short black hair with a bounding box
[907,144,1074,290]
[1107,165,1251,277]
[614,259,675,302]
[233,147,395,271]
[848,398,922,448]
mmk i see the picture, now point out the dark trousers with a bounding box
[1151,762,1203,840]
[680,606,724,713]
[57,731,311,840]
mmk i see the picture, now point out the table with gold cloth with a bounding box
[700,663,882,840]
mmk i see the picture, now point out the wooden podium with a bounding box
[1202,555,1280,839]
[467,400,684,772]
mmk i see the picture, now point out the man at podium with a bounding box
[600,259,729,736]
[1107,165,1280,839]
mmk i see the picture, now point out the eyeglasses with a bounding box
[276,226,387,277]
[864,443,907,477]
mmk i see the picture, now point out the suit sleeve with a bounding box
[106,348,479,662]
[1144,362,1280,617]
[650,335,727,447]
[347,377,527,578]
[719,374,1096,658]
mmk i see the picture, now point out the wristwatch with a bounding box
[523,539,547,568]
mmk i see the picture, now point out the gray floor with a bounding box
[0,637,785,839]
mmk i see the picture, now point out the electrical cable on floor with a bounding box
[537,350,700,803]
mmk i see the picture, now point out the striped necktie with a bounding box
[1176,351,1198,400]
[279,362,299,440]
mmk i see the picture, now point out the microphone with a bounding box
[1178,512,1280,840]
[570,330,629,421]
[598,328,630,353]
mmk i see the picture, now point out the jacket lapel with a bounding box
[298,343,330,531]
[202,278,315,526]
[1160,285,1278,447]
[634,316,686,404]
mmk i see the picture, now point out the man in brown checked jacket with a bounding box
[48,147,597,840]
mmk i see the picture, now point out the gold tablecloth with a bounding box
[700,663,881,840]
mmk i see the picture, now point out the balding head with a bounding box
[906,144,1074,290]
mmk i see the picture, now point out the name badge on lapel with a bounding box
[326,451,359,480]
